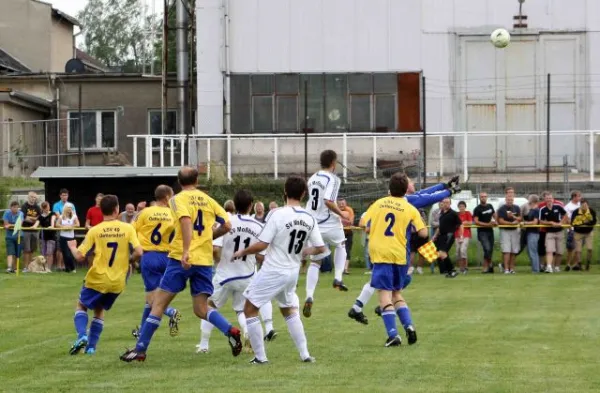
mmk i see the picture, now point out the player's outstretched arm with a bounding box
[302,245,327,257]
[325,200,345,218]
[213,221,232,240]
[130,245,143,264]
[67,240,85,262]
[407,189,451,209]
[232,241,268,260]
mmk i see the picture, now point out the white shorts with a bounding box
[309,220,345,261]
[243,268,299,309]
[210,272,254,312]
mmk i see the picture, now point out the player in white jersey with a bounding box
[303,150,348,319]
[234,176,326,364]
[197,190,277,353]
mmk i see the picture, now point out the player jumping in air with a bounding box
[120,166,243,362]
[364,173,429,346]
[234,175,326,364]
[303,150,348,318]
[68,195,143,355]
[348,176,460,328]
[131,185,181,339]
[197,189,276,353]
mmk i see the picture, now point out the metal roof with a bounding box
[31,166,180,179]
[0,48,31,74]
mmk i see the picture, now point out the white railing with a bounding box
[128,130,600,182]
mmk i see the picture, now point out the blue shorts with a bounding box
[370,263,410,291]
[159,258,214,297]
[5,237,21,257]
[141,251,169,292]
[566,230,575,251]
[79,287,120,310]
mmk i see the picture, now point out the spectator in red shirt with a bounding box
[455,201,473,274]
[85,193,104,229]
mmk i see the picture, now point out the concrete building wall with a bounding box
[50,19,75,73]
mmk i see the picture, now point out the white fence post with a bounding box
[463,131,468,180]
[227,134,232,182]
[372,136,377,180]
[133,137,138,167]
[159,138,164,167]
[206,138,211,180]
[439,135,443,176]
[273,137,278,180]
[342,133,347,182]
[180,138,185,166]
[145,136,152,168]
[590,130,595,182]
[170,139,175,166]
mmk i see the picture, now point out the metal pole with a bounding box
[422,75,426,187]
[590,130,595,182]
[161,0,168,157]
[176,0,191,165]
[78,83,82,166]
[546,73,551,187]
[304,80,308,179]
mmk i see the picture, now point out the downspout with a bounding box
[224,0,231,134]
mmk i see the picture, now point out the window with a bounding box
[148,110,177,148]
[68,111,116,150]
[375,95,396,131]
[277,96,298,132]
[252,96,273,132]
[350,95,372,131]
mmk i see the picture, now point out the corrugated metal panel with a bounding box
[549,103,577,166]
[465,41,496,101]
[505,41,536,100]
[505,104,536,168]
[466,104,496,168]
[31,166,179,179]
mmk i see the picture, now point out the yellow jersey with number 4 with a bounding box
[133,206,175,252]
[364,196,425,265]
[78,220,141,294]
[169,189,229,266]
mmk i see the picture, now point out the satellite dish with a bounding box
[65,58,85,73]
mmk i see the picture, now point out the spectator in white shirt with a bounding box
[563,191,581,271]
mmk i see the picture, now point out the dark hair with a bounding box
[59,188,69,195]
[320,150,337,169]
[178,166,199,187]
[284,175,307,201]
[10,201,19,208]
[505,187,514,194]
[458,201,467,207]
[100,195,119,216]
[155,185,173,201]
[41,201,49,209]
[234,189,254,214]
[580,198,589,205]
[389,172,409,197]
[571,190,581,200]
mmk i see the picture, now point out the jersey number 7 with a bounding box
[107,242,118,267]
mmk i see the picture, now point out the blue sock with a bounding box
[164,307,176,318]
[74,310,88,338]
[396,306,413,330]
[354,300,364,308]
[87,318,104,350]
[382,310,398,338]
[207,309,233,335]
[140,303,151,329]
[136,314,161,352]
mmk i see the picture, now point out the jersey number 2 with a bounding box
[288,229,307,254]
[107,242,118,267]
[384,213,395,236]
[311,189,319,210]
[194,210,205,235]
[233,235,251,262]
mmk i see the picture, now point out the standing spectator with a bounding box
[522,195,541,273]
[571,199,596,271]
[120,203,136,224]
[539,193,569,273]
[537,191,564,270]
[21,191,41,271]
[52,188,76,215]
[56,203,80,273]
[563,191,581,271]
[497,187,522,274]
[414,209,429,274]
[268,201,278,211]
[473,192,496,273]
[429,203,441,236]
[39,201,57,271]
[252,202,266,223]
[85,193,104,229]
[455,201,473,274]
[3,201,24,273]
[338,199,355,274]
[433,198,463,278]
[223,200,235,216]
[136,201,147,214]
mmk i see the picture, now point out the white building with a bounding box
[195,0,600,177]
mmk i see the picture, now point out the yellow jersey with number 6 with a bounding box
[364,196,425,265]
[169,189,229,266]
[78,220,141,294]
[133,206,175,253]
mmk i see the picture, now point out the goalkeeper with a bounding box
[347,175,461,327]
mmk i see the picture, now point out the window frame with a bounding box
[147,109,179,150]
[67,110,117,152]
[373,93,398,132]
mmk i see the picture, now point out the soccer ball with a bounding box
[490,28,510,48]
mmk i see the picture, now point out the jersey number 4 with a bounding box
[233,235,251,262]
[288,229,307,254]
[194,210,205,235]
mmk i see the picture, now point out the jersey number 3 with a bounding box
[288,229,307,254]
[311,189,319,210]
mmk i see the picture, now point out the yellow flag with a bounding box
[13,214,23,233]
[418,240,438,263]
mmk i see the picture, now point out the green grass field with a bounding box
[2,269,600,393]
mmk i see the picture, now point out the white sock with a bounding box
[306,263,320,299]
[356,282,376,310]
[246,316,267,361]
[236,311,247,337]
[259,302,274,333]
[333,244,347,282]
[285,312,310,360]
[199,319,214,349]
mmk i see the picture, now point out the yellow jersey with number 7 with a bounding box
[363,196,425,265]
[133,205,175,252]
[78,220,141,294]
[169,189,229,266]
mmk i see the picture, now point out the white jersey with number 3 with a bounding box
[306,170,341,224]
[259,206,324,271]
[213,214,264,279]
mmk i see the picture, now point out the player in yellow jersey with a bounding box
[363,173,428,347]
[67,195,143,355]
[121,166,242,362]
[131,185,182,340]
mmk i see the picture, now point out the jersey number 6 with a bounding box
[151,223,162,245]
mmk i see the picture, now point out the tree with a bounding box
[77,0,153,71]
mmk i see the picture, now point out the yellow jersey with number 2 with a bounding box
[78,220,141,294]
[133,206,175,253]
[364,196,425,265]
[169,189,229,266]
